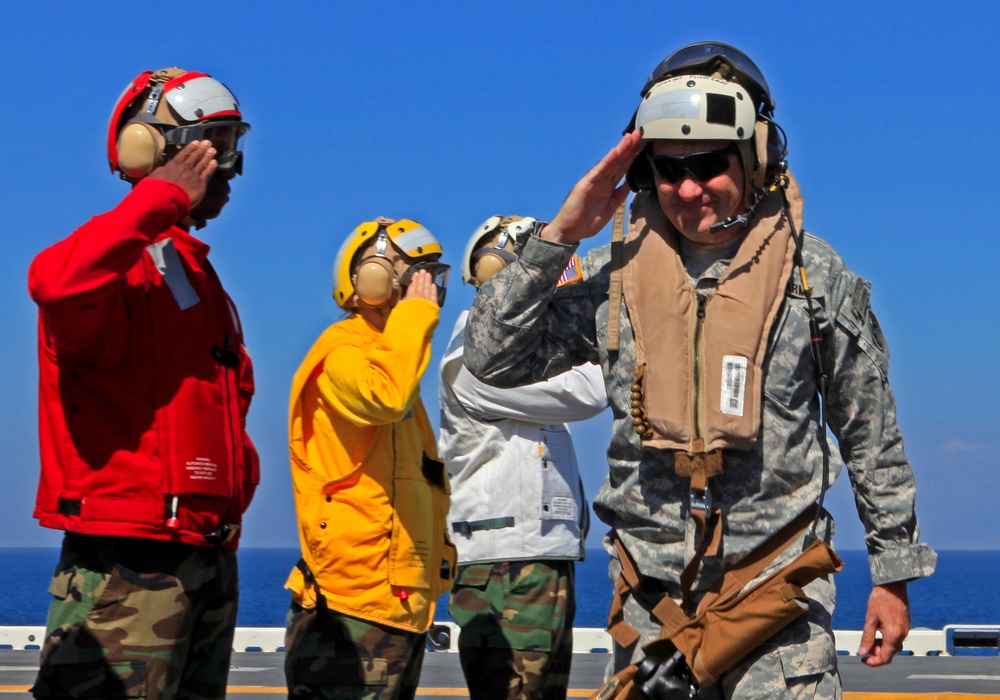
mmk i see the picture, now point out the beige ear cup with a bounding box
[352,257,397,307]
[117,121,166,179]
[473,252,509,286]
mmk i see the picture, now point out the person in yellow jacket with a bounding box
[284,217,457,700]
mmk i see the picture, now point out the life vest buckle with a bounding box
[690,487,712,513]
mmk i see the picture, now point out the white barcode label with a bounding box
[721,355,748,417]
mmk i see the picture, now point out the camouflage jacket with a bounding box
[465,230,937,591]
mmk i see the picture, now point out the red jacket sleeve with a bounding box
[28,177,190,358]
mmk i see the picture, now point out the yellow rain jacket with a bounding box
[285,299,456,632]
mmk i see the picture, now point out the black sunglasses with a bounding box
[646,144,738,184]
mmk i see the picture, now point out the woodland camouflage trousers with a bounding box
[284,603,427,700]
[32,533,238,700]
[448,559,575,700]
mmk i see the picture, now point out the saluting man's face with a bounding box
[649,139,746,246]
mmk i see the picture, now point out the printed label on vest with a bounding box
[720,355,748,417]
[185,457,219,482]
[548,496,576,520]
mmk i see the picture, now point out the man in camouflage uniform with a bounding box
[441,217,607,699]
[464,43,936,699]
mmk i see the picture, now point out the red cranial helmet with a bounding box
[107,67,250,181]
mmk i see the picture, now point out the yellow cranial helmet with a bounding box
[332,217,446,310]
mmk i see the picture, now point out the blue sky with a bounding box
[2,1,998,552]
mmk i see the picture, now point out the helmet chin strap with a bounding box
[180,213,208,231]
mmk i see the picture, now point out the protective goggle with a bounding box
[398,261,451,306]
[164,120,250,174]
[646,144,738,184]
[641,42,774,116]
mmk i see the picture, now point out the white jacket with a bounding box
[439,310,607,564]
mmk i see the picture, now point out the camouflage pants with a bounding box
[448,560,575,700]
[284,603,427,700]
[32,532,238,700]
[607,555,841,700]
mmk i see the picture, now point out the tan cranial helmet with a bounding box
[462,215,542,287]
[625,42,787,203]
[635,76,758,142]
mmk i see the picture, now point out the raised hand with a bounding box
[541,130,643,245]
[149,140,218,207]
[402,269,439,304]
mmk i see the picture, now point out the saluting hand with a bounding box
[542,130,644,245]
[402,270,439,304]
[149,140,219,208]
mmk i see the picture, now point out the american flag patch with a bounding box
[556,254,583,288]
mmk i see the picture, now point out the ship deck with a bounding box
[0,626,995,698]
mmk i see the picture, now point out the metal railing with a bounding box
[1,625,995,657]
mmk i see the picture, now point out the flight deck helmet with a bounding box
[626,42,786,202]
[332,217,449,310]
[461,215,541,287]
[108,67,250,181]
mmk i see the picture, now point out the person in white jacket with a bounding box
[439,215,608,700]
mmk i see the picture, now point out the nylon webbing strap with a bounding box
[678,510,721,610]
[452,516,515,535]
[58,498,82,516]
[606,203,626,352]
[696,504,818,615]
[296,557,329,610]
[607,570,642,648]
[608,504,819,645]
[612,536,689,641]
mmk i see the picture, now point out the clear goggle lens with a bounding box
[398,261,451,306]
[165,120,250,174]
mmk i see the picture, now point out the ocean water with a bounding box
[2,547,997,631]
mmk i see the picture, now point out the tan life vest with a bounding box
[621,174,805,453]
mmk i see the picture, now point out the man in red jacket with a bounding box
[27,67,258,700]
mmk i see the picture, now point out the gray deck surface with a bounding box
[0,650,997,697]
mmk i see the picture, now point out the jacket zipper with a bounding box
[692,291,708,442]
[222,333,240,518]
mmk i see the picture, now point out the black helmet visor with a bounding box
[642,42,774,116]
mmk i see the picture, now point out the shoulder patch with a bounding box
[850,278,872,325]
[556,254,583,288]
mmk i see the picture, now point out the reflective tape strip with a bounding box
[146,239,200,310]
[637,88,702,124]
[393,225,439,255]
